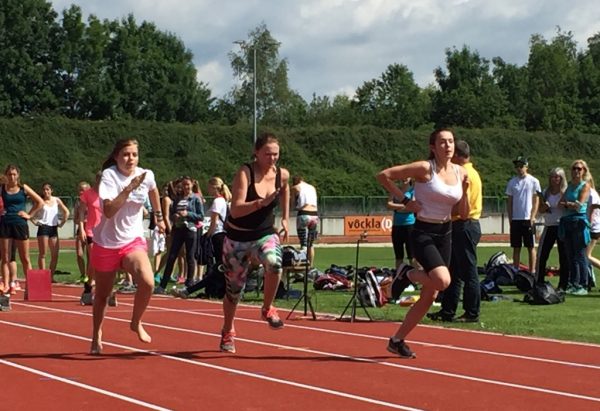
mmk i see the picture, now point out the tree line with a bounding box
[1,1,600,134]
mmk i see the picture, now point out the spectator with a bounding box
[34,183,70,281]
[586,178,600,290]
[386,178,415,271]
[0,164,43,295]
[74,181,90,283]
[171,176,231,299]
[78,172,104,305]
[427,140,482,323]
[155,176,203,293]
[559,159,591,295]
[506,155,541,274]
[290,175,319,264]
[536,167,569,288]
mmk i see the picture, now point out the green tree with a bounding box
[492,57,528,128]
[525,29,581,132]
[353,64,429,128]
[578,32,600,132]
[432,46,506,128]
[0,0,61,115]
[229,23,302,127]
[105,14,212,122]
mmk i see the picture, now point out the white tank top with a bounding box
[414,161,463,221]
[38,197,60,226]
[296,181,318,209]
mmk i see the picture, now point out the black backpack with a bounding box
[524,282,565,305]
[515,270,536,292]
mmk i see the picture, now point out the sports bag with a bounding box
[524,282,565,305]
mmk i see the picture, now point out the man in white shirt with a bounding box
[505,156,541,274]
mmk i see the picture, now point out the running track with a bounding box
[1,285,599,410]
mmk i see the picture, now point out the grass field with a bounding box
[18,244,600,345]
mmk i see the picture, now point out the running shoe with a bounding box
[261,306,284,329]
[13,281,22,291]
[153,286,166,295]
[177,276,186,285]
[220,330,236,353]
[387,338,416,358]
[170,287,190,299]
[108,292,118,307]
[80,292,93,306]
[391,263,414,300]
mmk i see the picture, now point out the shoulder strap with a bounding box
[244,163,255,185]
[275,167,281,189]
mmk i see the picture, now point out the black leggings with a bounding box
[159,227,197,288]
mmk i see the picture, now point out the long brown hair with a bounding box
[428,128,453,160]
[102,139,139,170]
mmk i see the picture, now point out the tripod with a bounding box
[338,232,372,322]
[286,235,316,320]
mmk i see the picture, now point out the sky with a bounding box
[49,0,600,101]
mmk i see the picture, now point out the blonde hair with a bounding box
[547,167,567,194]
[209,176,232,202]
[571,159,592,184]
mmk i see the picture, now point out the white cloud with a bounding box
[49,0,600,101]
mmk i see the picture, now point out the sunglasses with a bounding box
[572,167,583,171]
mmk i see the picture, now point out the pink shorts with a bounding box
[91,237,147,272]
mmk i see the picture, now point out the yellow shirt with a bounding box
[452,162,482,220]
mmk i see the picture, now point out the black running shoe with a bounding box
[426,310,454,322]
[391,263,414,300]
[387,338,416,358]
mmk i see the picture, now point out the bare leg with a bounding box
[587,240,600,269]
[222,294,237,333]
[91,270,117,354]
[512,247,521,270]
[38,236,48,270]
[122,250,153,343]
[262,270,280,311]
[75,238,86,278]
[528,247,536,274]
[49,236,60,275]
[392,266,450,341]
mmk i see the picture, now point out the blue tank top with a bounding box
[392,186,415,226]
[564,181,588,216]
[1,186,27,226]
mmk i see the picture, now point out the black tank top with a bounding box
[227,163,281,231]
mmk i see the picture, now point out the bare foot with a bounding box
[90,340,103,355]
[90,330,103,355]
[131,322,152,343]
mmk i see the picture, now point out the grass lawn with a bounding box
[23,244,600,345]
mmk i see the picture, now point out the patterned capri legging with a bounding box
[296,214,319,248]
[222,233,282,303]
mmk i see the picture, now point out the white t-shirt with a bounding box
[588,188,600,234]
[93,166,157,248]
[209,196,228,235]
[505,174,541,220]
[542,192,563,226]
[296,181,318,209]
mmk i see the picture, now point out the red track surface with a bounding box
[1,285,598,410]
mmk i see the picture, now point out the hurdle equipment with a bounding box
[25,269,52,301]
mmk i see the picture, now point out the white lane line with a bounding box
[7,303,600,404]
[54,293,600,372]
[0,319,421,411]
[0,358,171,411]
